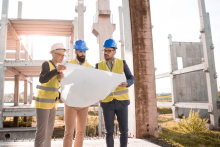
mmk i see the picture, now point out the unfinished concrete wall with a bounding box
[128,0,158,138]
[171,42,209,117]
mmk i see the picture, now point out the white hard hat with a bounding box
[50,43,67,53]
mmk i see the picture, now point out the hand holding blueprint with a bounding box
[60,63,126,107]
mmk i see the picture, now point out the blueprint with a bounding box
[60,63,126,107]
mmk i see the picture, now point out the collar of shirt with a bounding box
[105,58,115,71]
[76,58,85,66]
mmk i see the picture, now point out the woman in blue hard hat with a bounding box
[63,40,92,147]
[96,39,135,147]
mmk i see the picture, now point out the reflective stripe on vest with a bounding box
[36,85,58,92]
[108,89,129,97]
[35,97,56,103]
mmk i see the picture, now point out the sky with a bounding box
[1,0,220,96]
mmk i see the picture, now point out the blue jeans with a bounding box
[101,99,130,147]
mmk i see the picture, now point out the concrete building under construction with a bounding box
[0,0,219,145]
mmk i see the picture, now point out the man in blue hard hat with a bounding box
[63,40,92,147]
[96,39,135,147]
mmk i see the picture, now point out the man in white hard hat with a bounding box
[34,43,67,147]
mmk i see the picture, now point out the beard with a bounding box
[77,54,85,63]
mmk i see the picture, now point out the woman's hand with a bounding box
[57,65,66,73]
[57,72,64,81]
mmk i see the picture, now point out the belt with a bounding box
[108,89,129,97]
[36,85,58,92]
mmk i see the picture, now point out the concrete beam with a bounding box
[128,0,158,138]
[174,102,210,109]
[2,107,64,116]
[172,63,206,75]
[156,72,170,79]
[6,67,33,83]
[4,60,44,67]
[0,0,9,128]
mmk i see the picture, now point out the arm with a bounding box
[39,61,59,83]
[123,60,135,87]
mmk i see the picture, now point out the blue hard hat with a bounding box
[103,39,117,49]
[73,40,89,51]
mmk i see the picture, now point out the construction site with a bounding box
[0,0,220,146]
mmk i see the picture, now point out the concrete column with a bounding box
[69,42,74,59]
[24,80,27,104]
[14,75,20,106]
[128,0,158,138]
[92,0,116,61]
[0,0,9,128]
[74,17,78,42]
[17,1,22,18]
[66,37,70,60]
[14,117,19,127]
[15,41,21,60]
[118,6,125,60]
[198,0,219,128]
[31,36,33,59]
[29,79,33,104]
[25,36,29,60]
[168,35,178,120]
[75,0,86,40]
[121,0,136,138]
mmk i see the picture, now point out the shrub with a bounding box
[88,110,98,116]
[178,109,209,134]
[157,107,172,114]
[86,116,99,136]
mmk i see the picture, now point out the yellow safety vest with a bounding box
[35,61,59,109]
[68,58,93,68]
[98,58,129,102]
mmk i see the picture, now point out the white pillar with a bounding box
[29,79,33,104]
[198,0,219,128]
[25,36,29,60]
[24,80,27,104]
[17,1,22,18]
[92,0,116,61]
[75,0,86,40]
[122,0,136,137]
[31,36,33,59]
[0,0,9,128]
[66,37,70,60]
[15,41,21,60]
[14,75,20,106]
[118,6,125,60]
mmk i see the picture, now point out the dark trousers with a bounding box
[101,99,130,147]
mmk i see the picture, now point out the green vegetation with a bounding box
[178,109,208,134]
[157,95,172,98]
[157,106,172,114]
[158,107,220,147]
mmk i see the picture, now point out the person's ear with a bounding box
[114,50,116,55]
